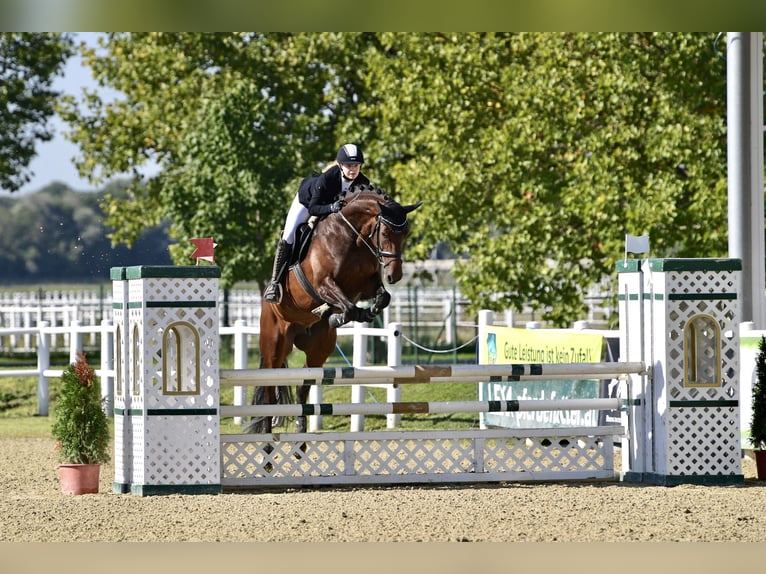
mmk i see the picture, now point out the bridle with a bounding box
[338,208,409,268]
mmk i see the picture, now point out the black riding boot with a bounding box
[263,240,292,303]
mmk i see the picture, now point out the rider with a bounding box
[263,143,371,304]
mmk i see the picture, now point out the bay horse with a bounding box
[247,185,422,434]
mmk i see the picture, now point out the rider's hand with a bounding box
[330,200,344,213]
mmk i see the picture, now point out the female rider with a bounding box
[263,143,370,304]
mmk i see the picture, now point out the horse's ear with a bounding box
[403,201,423,213]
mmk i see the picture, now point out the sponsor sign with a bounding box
[478,326,607,429]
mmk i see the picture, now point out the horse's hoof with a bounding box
[328,314,346,328]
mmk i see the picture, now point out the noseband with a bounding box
[338,210,408,268]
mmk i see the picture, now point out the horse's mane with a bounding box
[338,184,414,232]
[339,184,394,205]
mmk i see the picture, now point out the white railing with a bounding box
[0,284,616,353]
[0,320,115,417]
[0,318,405,421]
[1,315,618,433]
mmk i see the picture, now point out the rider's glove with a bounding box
[330,200,344,213]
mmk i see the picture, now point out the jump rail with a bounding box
[221,397,625,418]
[217,361,644,488]
[220,361,647,386]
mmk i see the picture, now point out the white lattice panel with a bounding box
[221,428,622,487]
[663,269,739,404]
[131,414,145,484]
[141,276,219,304]
[667,406,741,475]
[658,267,741,478]
[113,413,127,485]
[144,415,220,485]
[622,259,743,484]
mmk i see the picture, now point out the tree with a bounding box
[64,33,730,326]
[0,33,74,192]
[0,184,172,283]
[349,33,728,325]
[60,33,361,286]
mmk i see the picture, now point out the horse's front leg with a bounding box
[370,284,391,316]
[315,280,357,328]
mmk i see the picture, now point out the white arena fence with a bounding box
[0,283,614,353]
[0,315,615,428]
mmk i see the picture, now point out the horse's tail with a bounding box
[243,384,295,433]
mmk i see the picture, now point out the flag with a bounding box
[190,237,217,265]
[625,234,650,257]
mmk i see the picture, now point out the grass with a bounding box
[1,346,481,439]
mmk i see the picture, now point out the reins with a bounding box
[337,208,407,267]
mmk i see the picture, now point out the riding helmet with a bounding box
[337,143,364,165]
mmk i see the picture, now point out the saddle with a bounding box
[288,216,334,318]
[291,216,320,265]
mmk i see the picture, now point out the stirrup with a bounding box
[263,282,283,304]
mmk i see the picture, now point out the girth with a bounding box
[289,263,333,318]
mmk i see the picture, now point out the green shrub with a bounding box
[751,336,766,449]
[51,352,110,464]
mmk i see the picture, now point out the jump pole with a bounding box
[221,397,625,418]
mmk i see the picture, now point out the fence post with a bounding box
[477,310,494,430]
[69,319,83,364]
[350,321,368,432]
[100,319,114,416]
[386,322,403,428]
[233,320,247,425]
[37,321,50,416]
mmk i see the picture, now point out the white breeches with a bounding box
[281,193,309,244]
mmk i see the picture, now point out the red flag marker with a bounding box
[190,237,217,265]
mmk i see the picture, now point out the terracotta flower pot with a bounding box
[59,463,101,495]
[754,450,766,481]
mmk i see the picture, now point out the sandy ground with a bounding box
[2,437,766,543]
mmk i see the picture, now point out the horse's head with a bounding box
[374,197,423,284]
[338,186,422,285]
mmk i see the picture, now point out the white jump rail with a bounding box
[218,361,645,488]
[220,362,647,386]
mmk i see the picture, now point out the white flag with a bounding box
[625,234,650,255]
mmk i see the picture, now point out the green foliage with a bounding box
[751,336,766,450]
[0,33,74,192]
[60,33,348,286]
[62,33,730,324]
[51,353,110,464]
[354,33,728,325]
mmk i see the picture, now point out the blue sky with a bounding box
[16,33,120,195]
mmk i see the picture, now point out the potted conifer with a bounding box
[51,352,110,494]
[750,336,766,480]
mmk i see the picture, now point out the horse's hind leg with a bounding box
[294,383,312,433]
[293,318,337,434]
[244,384,275,434]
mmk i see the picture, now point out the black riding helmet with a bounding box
[337,143,364,165]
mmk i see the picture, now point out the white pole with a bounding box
[386,322,403,428]
[233,320,247,425]
[37,321,50,416]
[727,32,766,327]
[350,321,368,432]
[222,397,623,419]
[69,319,82,364]
[100,319,113,415]
[477,310,494,430]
